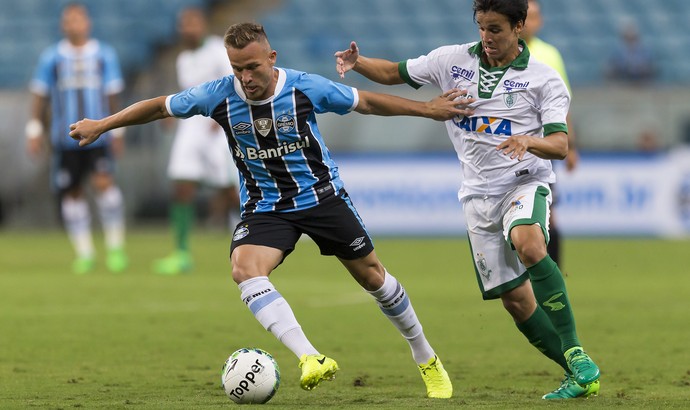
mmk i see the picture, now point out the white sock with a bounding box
[61,196,94,258]
[367,271,435,365]
[239,277,318,358]
[96,186,125,250]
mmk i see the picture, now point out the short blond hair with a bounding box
[224,22,268,49]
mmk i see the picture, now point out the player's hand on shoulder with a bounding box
[335,41,359,79]
[426,88,475,121]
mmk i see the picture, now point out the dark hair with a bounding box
[473,0,527,28]
[224,22,269,49]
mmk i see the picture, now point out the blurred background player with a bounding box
[154,7,240,275]
[522,0,578,267]
[26,2,127,274]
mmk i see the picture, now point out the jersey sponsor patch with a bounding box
[253,118,273,137]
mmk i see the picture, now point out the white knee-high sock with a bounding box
[367,271,435,365]
[95,186,125,250]
[239,277,318,358]
[61,196,94,258]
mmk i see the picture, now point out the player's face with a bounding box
[62,6,91,45]
[228,40,278,101]
[475,11,523,67]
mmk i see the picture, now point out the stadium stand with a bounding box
[257,0,690,86]
[1,0,689,88]
[0,0,211,88]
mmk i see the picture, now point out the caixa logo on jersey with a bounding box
[276,114,295,133]
[452,115,513,135]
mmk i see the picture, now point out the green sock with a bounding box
[516,306,569,372]
[170,203,193,252]
[528,255,581,352]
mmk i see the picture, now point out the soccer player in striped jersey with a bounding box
[27,3,127,274]
[335,0,600,400]
[69,22,473,398]
[522,0,579,269]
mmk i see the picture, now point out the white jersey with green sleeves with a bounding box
[400,39,569,200]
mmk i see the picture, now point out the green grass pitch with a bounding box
[1,229,689,409]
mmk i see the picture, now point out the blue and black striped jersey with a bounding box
[30,39,124,151]
[166,67,359,216]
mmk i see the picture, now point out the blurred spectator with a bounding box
[605,20,657,84]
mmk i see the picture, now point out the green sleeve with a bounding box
[397,61,422,89]
[543,123,568,136]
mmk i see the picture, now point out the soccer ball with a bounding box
[221,348,280,404]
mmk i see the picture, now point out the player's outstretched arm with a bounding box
[355,89,474,121]
[335,41,402,85]
[69,96,170,146]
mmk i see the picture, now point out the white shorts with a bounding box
[462,184,552,300]
[167,116,239,187]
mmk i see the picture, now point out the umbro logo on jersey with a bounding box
[350,236,366,251]
[232,121,252,136]
[253,118,273,137]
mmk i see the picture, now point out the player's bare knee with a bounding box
[515,241,546,267]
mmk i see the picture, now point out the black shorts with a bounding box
[52,147,114,194]
[230,190,375,262]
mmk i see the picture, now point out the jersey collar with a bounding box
[468,38,530,70]
[58,39,100,57]
[233,67,286,105]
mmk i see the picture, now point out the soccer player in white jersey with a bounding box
[335,0,600,400]
[69,22,474,398]
[27,3,127,274]
[154,7,241,275]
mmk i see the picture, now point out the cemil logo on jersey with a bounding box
[232,121,252,136]
[276,114,295,133]
[253,118,273,137]
[450,65,475,81]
